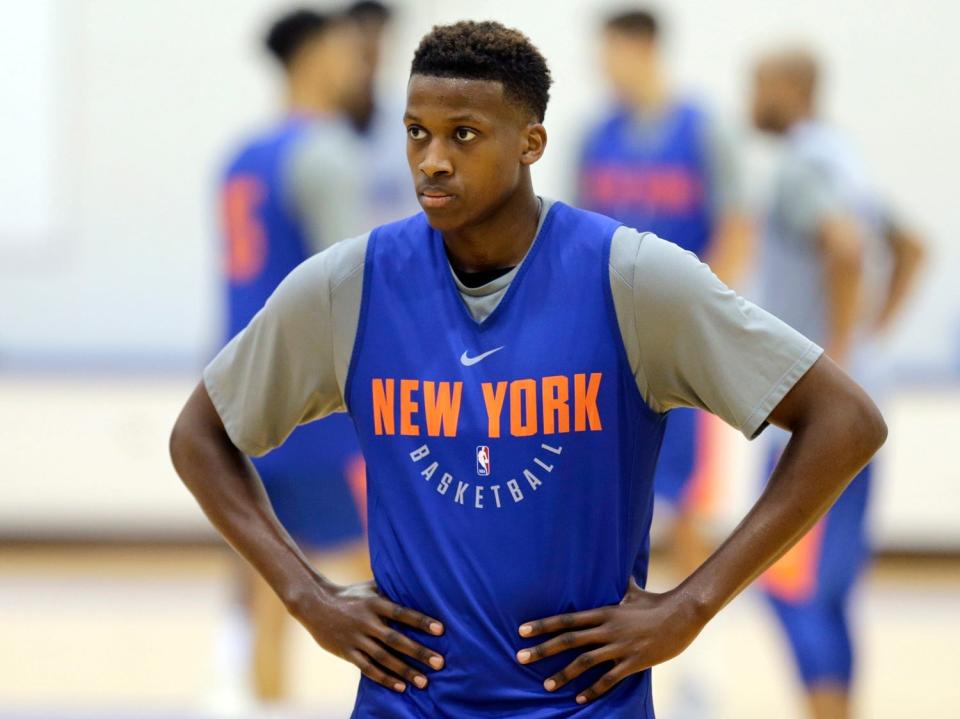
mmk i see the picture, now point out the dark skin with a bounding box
[169,73,887,705]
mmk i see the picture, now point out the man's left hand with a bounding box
[517,578,707,704]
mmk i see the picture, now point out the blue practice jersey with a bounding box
[222,118,315,338]
[219,118,364,546]
[578,102,714,259]
[345,202,666,717]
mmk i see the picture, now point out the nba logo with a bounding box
[476,445,491,476]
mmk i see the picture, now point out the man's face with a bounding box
[751,63,791,134]
[301,24,366,110]
[404,75,541,232]
[601,30,655,103]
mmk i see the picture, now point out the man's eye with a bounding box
[455,128,477,142]
[407,126,426,140]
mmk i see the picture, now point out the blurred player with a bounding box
[577,14,751,709]
[346,1,420,225]
[173,21,886,718]
[215,8,369,709]
[751,48,925,719]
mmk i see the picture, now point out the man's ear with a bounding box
[520,123,547,166]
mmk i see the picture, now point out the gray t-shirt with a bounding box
[760,120,889,348]
[205,199,821,458]
[285,117,366,254]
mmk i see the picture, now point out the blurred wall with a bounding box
[1,0,956,372]
[1,0,957,546]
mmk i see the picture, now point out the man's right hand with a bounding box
[287,579,445,692]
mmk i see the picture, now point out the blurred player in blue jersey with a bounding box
[216,8,368,708]
[345,1,420,226]
[751,48,925,719]
[578,5,751,594]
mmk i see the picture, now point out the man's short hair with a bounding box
[264,8,332,67]
[410,21,552,122]
[347,0,392,24]
[604,8,659,39]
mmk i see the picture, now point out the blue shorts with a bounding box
[654,407,706,509]
[762,451,873,688]
[253,413,366,550]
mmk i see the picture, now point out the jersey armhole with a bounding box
[342,229,378,416]
[602,226,663,424]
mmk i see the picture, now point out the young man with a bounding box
[345,0,421,226]
[217,8,368,704]
[751,49,924,719]
[173,21,886,718]
[578,8,752,581]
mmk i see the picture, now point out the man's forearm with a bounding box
[677,358,886,620]
[821,217,863,361]
[169,383,329,608]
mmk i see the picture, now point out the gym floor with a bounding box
[1,545,956,718]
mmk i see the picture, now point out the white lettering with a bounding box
[454,481,468,505]
[420,461,438,481]
[507,479,524,503]
[490,485,502,508]
[534,457,554,473]
[410,445,431,461]
[541,443,563,455]
[475,485,484,509]
[523,469,542,491]
[438,473,452,495]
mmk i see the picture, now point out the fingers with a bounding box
[374,624,445,670]
[516,627,605,665]
[540,646,617,691]
[373,597,444,636]
[358,638,429,690]
[518,608,607,638]
[351,649,408,693]
[575,664,631,705]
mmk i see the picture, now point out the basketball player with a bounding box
[216,8,368,705]
[345,1,421,226]
[172,22,887,718]
[751,48,925,719]
[578,8,752,585]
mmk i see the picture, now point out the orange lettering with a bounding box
[574,372,602,431]
[372,378,394,435]
[542,375,570,434]
[423,381,462,437]
[510,379,538,437]
[400,379,420,436]
[481,381,508,438]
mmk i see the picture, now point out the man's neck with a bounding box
[441,183,541,274]
[627,68,670,115]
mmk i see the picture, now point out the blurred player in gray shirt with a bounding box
[751,48,924,719]
[212,8,369,711]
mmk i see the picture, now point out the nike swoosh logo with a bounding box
[460,346,504,366]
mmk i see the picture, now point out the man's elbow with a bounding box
[851,392,888,458]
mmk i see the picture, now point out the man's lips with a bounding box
[418,189,456,209]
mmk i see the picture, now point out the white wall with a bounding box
[0,1,957,545]
[0,0,957,372]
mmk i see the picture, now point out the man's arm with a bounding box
[517,354,885,704]
[873,219,926,334]
[700,114,754,288]
[819,214,864,364]
[170,382,445,693]
[704,211,753,288]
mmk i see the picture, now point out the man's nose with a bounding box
[419,140,453,177]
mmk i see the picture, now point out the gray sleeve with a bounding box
[778,155,845,240]
[285,123,364,255]
[203,234,367,456]
[701,115,745,216]
[610,227,822,438]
